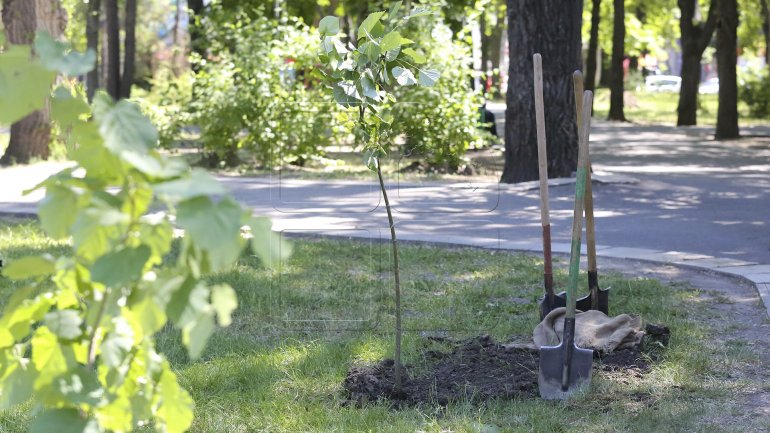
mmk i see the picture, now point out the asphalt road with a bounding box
[2,120,769,265]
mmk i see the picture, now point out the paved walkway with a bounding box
[2,120,770,316]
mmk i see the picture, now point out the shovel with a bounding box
[538,90,595,400]
[572,71,609,315]
[533,54,566,319]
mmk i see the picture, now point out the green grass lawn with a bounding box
[1,218,767,433]
[592,88,768,126]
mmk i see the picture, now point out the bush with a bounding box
[388,19,492,172]
[136,67,194,149]
[740,69,770,118]
[154,13,342,167]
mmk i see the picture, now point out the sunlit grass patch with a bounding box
[593,88,767,126]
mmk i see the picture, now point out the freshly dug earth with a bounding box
[344,334,662,406]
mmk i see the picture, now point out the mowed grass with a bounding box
[1,218,766,433]
[592,88,768,126]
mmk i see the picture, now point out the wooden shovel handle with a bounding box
[534,54,550,227]
[573,71,598,275]
[566,90,594,320]
[534,54,554,298]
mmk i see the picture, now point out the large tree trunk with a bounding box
[120,0,136,99]
[585,0,601,92]
[501,0,582,184]
[86,0,100,101]
[105,0,120,99]
[0,0,64,165]
[677,0,716,126]
[761,0,770,67]
[608,0,626,121]
[715,0,740,139]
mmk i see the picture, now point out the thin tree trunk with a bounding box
[715,0,740,139]
[0,0,63,165]
[86,0,100,101]
[608,0,626,121]
[481,12,489,80]
[585,0,601,92]
[761,0,770,67]
[188,0,205,72]
[501,0,583,183]
[173,0,180,46]
[105,0,120,99]
[677,0,717,126]
[376,163,402,395]
[120,0,136,99]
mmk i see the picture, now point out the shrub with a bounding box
[135,67,195,149]
[160,13,343,167]
[739,69,770,119]
[388,18,492,172]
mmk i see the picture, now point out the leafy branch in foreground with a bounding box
[0,32,289,432]
[316,1,439,394]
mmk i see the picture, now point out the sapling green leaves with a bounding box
[317,6,439,393]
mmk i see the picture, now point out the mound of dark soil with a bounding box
[344,335,538,406]
[344,332,667,406]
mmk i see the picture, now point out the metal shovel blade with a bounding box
[575,287,610,315]
[538,291,567,319]
[538,341,593,400]
[539,287,610,319]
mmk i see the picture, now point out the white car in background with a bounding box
[699,77,719,94]
[645,75,682,93]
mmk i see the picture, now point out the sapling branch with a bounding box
[320,9,439,396]
[375,158,403,393]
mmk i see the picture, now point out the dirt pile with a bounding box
[344,330,669,406]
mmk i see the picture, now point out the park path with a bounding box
[1,119,770,316]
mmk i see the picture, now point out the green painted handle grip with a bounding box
[566,90,594,320]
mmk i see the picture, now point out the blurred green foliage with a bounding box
[145,1,491,171]
[740,68,770,118]
[390,17,490,171]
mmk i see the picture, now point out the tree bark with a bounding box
[677,0,717,126]
[120,0,136,99]
[761,0,770,67]
[501,0,582,184]
[481,12,489,80]
[188,0,206,72]
[0,0,63,165]
[86,0,100,101]
[585,0,601,92]
[715,0,740,139]
[608,0,626,121]
[105,0,120,99]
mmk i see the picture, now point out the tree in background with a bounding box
[501,0,582,183]
[85,0,100,101]
[759,0,770,68]
[0,0,65,165]
[585,0,601,93]
[120,0,137,98]
[677,0,716,126]
[716,0,740,138]
[607,0,625,121]
[101,0,138,99]
[105,0,120,98]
